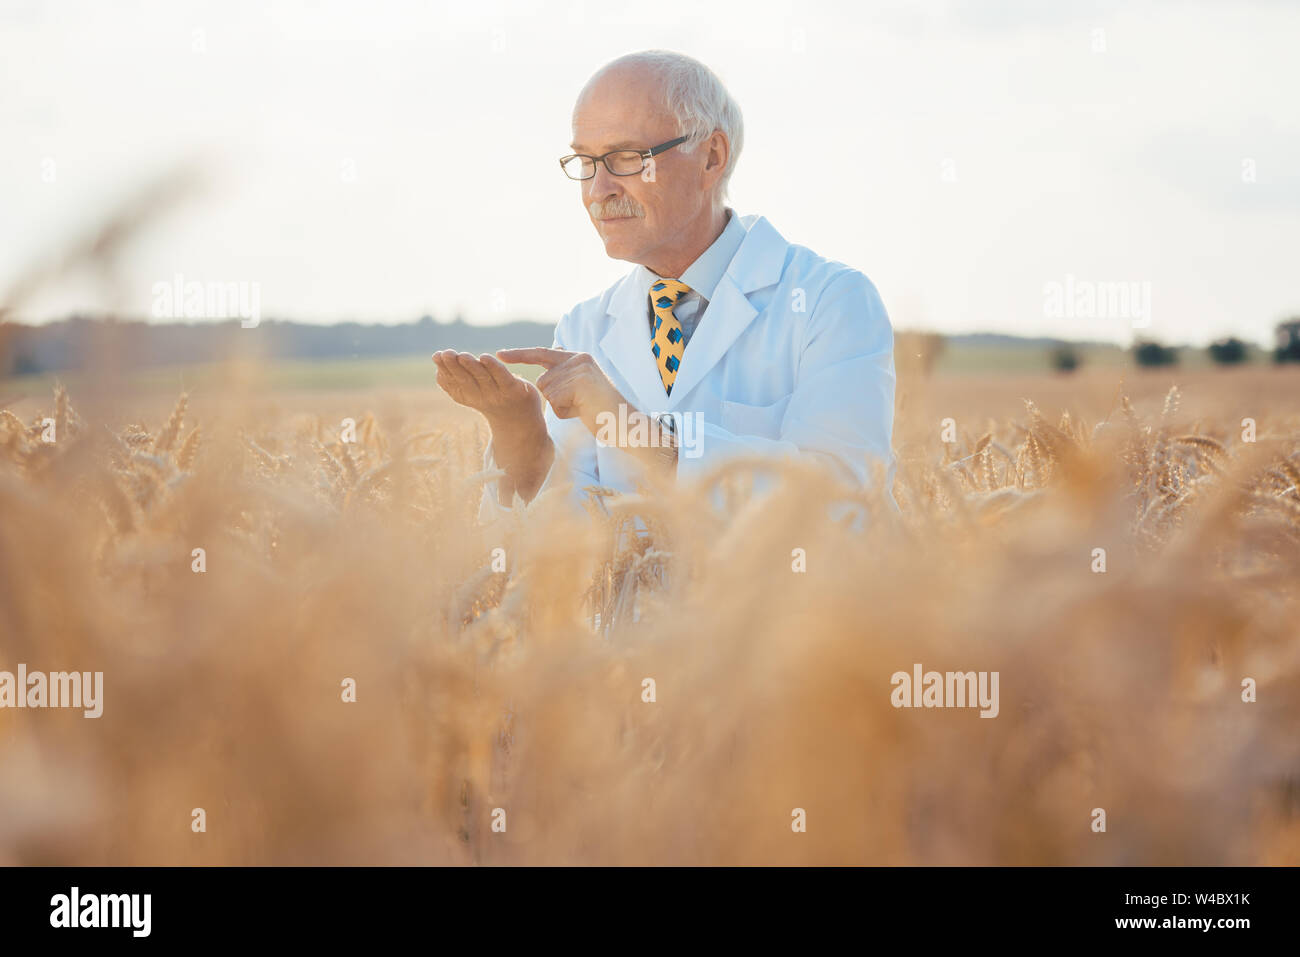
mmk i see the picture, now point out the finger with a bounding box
[435,353,471,385]
[496,347,574,369]
[433,351,462,375]
[434,367,468,402]
[535,355,591,392]
[479,353,522,391]
[455,352,495,390]
[543,388,578,419]
[536,365,571,395]
[536,375,577,416]
[435,357,480,401]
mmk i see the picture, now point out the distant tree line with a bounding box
[0,315,555,377]
[1055,319,1300,371]
[1125,319,1300,368]
[6,315,1299,379]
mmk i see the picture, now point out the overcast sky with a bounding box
[2,0,1297,345]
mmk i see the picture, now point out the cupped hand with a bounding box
[432,350,543,432]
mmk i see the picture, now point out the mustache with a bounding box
[588,197,645,219]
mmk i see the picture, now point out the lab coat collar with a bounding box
[600,214,790,413]
[631,206,748,305]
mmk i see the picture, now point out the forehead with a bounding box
[570,65,675,151]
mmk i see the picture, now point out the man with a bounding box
[433,50,896,524]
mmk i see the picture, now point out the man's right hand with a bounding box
[432,350,555,503]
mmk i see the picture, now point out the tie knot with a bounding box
[650,278,691,304]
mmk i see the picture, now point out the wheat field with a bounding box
[1,362,1298,865]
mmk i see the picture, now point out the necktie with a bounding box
[649,278,691,396]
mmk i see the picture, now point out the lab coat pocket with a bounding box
[719,395,791,439]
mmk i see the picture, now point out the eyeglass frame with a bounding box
[558,135,690,180]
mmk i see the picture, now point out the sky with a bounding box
[2,0,1298,346]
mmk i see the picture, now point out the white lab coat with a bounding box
[478,213,896,524]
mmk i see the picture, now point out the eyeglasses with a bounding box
[558,135,689,180]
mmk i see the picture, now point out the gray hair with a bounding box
[591,50,744,200]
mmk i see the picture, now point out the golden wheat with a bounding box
[0,374,1298,865]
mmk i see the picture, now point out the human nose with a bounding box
[585,159,621,201]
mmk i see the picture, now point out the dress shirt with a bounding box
[632,207,747,347]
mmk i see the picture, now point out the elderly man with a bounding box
[433,50,896,522]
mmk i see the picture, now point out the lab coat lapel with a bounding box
[597,215,790,414]
[662,215,788,411]
[661,274,754,411]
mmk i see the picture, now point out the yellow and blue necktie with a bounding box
[650,278,691,396]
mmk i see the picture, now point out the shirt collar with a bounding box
[635,207,748,302]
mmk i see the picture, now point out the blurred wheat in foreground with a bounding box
[1,378,1298,866]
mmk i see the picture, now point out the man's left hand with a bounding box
[495,348,630,439]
